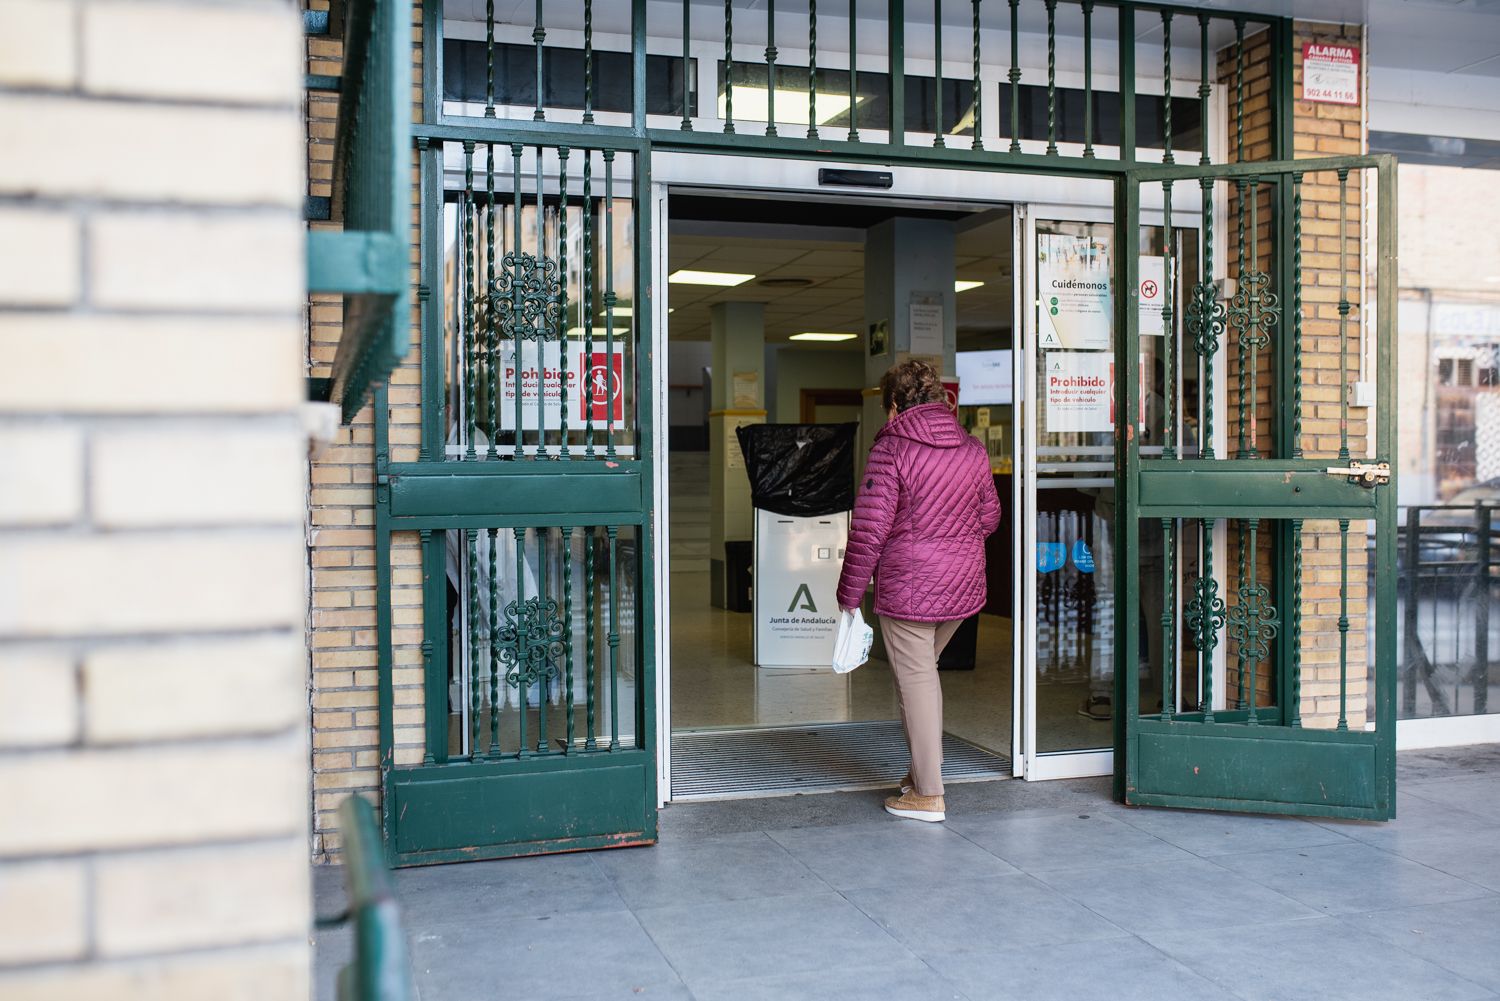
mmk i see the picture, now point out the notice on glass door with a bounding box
[1038,233,1112,351]
[1139,255,1170,337]
[1045,351,1112,433]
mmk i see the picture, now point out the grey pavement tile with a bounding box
[311,863,347,914]
[1113,805,1353,857]
[1399,745,1500,786]
[1036,857,1323,934]
[551,986,698,1001]
[926,935,1244,1001]
[407,909,682,1000]
[1403,776,1500,822]
[1341,896,1500,993]
[593,831,829,909]
[844,872,1130,956]
[1313,794,1496,851]
[690,958,970,1001]
[945,810,1197,873]
[766,819,1019,892]
[1210,842,1494,915]
[1373,831,1500,893]
[633,891,910,986]
[392,851,626,922]
[1147,916,1494,1001]
[311,924,352,1001]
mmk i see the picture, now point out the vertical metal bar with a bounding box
[1044,0,1056,155]
[486,144,498,460]
[533,0,546,121]
[1082,1,1094,157]
[1292,172,1303,458]
[1246,519,1261,723]
[765,0,779,136]
[681,0,693,130]
[1234,17,1245,161]
[512,143,525,458]
[1235,177,1247,458]
[603,150,618,458]
[559,147,571,459]
[1402,504,1419,716]
[514,527,528,754]
[808,0,819,139]
[970,0,982,151]
[1337,168,1352,460]
[1338,517,1351,731]
[585,526,598,747]
[583,0,595,124]
[1290,517,1303,727]
[1118,4,1136,162]
[633,0,648,133]
[488,526,500,754]
[1246,176,1261,460]
[1162,518,1175,720]
[607,524,621,749]
[1200,176,1216,459]
[724,0,735,133]
[563,525,576,749]
[1478,506,1491,714]
[1202,520,1217,721]
[535,144,547,456]
[418,139,443,461]
[1197,13,1210,166]
[1006,0,1019,153]
[463,141,477,461]
[583,150,596,458]
[421,530,444,763]
[847,0,858,141]
[467,527,481,758]
[1161,10,1173,164]
[1236,518,1248,709]
[933,0,945,147]
[484,0,496,117]
[1163,179,1176,459]
[537,529,550,752]
[890,0,906,146]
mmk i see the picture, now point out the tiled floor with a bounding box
[313,744,1500,1001]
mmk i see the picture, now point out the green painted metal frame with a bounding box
[308,0,413,423]
[1116,154,1399,821]
[369,1,1337,865]
[329,796,413,1000]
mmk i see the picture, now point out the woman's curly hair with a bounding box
[880,358,945,414]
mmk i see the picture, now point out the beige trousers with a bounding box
[880,616,963,798]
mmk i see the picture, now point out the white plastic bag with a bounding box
[832,607,874,674]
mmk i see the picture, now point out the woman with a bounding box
[836,359,1001,822]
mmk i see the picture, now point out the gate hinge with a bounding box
[1324,460,1390,488]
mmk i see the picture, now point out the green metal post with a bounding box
[1118,5,1136,162]
[889,0,905,146]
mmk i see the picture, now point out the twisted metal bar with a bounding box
[607,525,621,749]
[1163,178,1176,458]
[1161,10,1173,164]
[847,0,858,141]
[584,525,597,748]
[485,0,495,117]
[807,0,819,139]
[1234,177,1248,458]
[1338,168,1352,460]
[934,0,945,147]
[970,0,982,150]
[681,0,692,130]
[486,143,497,460]
[1082,1,1094,157]
[534,142,547,456]
[582,150,595,457]
[1198,13,1210,165]
[468,527,481,756]
[1338,517,1350,730]
[513,527,528,754]
[1008,0,1020,153]
[1292,172,1304,458]
[533,0,546,121]
[562,525,575,749]
[724,0,735,132]
[1234,17,1245,161]
[488,526,500,754]
[603,150,618,457]
[511,143,524,457]
[765,0,779,136]
[1290,518,1303,727]
[1162,518,1175,720]
[558,146,571,459]
[583,0,595,124]
[463,141,477,461]
[1044,0,1057,155]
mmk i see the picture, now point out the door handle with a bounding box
[1324,461,1390,488]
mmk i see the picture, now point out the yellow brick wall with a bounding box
[306,0,427,861]
[1217,22,1370,730]
[0,1,311,996]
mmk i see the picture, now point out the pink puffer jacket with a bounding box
[836,402,1001,622]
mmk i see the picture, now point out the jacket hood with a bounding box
[878,401,967,448]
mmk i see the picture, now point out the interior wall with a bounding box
[774,348,866,423]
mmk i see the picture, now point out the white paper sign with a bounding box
[498,343,625,431]
[1139,256,1167,337]
[1039,233,1112,350]
[1303,44,1359,106]
[1045,352,1113,433]
[909,300,945,355]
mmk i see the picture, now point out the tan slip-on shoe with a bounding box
[899,772,914,795]
[884,792,946,822]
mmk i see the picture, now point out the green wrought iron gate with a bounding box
[1116,154,1397,819]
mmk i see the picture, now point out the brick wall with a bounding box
[306,0,426,861]
[0,1,311,997]
[1218,21,1370,729]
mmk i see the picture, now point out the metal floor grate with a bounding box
[670,720,1011,800]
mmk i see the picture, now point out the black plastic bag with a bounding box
[736,423,858,517]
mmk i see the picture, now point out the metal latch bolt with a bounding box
[1324,461,1390,488]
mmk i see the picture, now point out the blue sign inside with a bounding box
[1072,540,1095,573]
[1037,542,1066,574]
